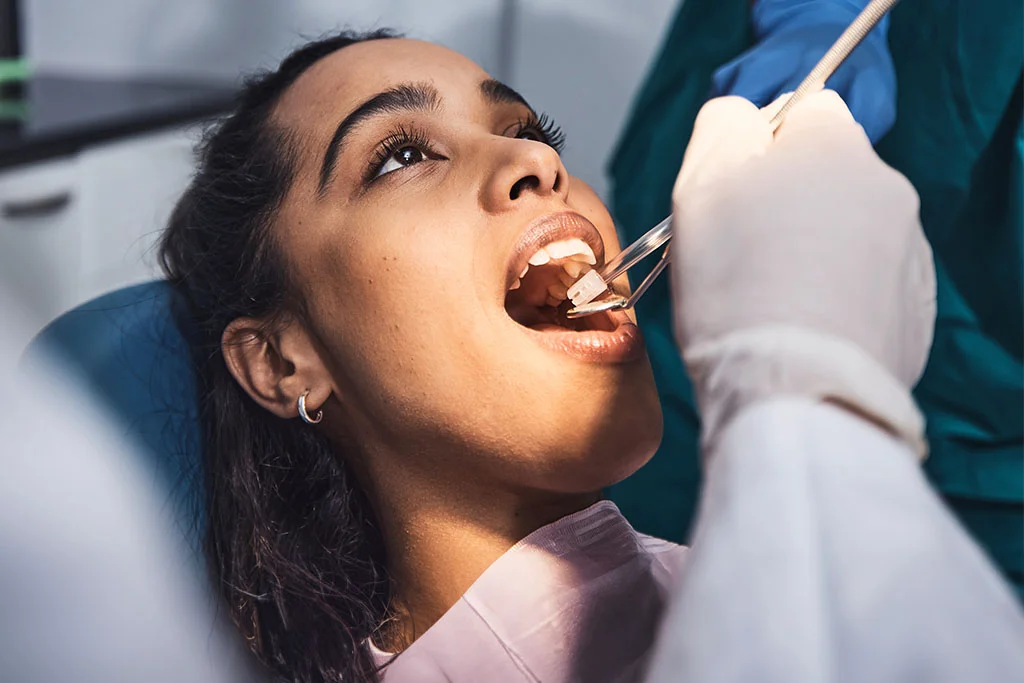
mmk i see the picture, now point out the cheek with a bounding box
[297,215,494,415]
[568,177,622,252]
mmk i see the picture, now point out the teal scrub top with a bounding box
[607,0,1024,599]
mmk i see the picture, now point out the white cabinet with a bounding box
[0,157,82,350]
[0,126,198,352]
[77,128,196,303]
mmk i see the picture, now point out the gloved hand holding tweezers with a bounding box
[670,90,935,454]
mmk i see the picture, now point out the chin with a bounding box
[605,381,664,483]
[608,414,663,485]
[573,360,663,485]
[553,400,664,494]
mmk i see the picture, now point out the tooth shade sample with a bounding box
[568,269,608,306]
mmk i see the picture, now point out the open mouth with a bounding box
[502,212,644,364]
[504,249,616,333]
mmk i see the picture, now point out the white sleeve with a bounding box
[645,398,1024,683]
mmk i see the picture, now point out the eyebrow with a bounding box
[317,78,536,194]
[318,82,442,193]
[479,78,535,114]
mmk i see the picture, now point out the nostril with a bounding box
[509,175,540,201]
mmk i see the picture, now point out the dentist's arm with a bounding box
[648,399,1024,683]
[645,94,1024,683]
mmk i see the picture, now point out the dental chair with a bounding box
[25,281,205,553]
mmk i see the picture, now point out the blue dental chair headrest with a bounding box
[26,281,204,549]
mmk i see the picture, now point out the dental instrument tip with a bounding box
[567,269,608,307]
[566,295,629,319]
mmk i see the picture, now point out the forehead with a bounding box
[273,39,491,147]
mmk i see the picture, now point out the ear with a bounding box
[221,316,333,421]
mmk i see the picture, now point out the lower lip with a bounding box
[520,311,646,364]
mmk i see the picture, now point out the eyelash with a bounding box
[365,124,435,183]
[364,112,568,183]
[511,113,567,154]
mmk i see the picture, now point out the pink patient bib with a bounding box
[369,501,687,682]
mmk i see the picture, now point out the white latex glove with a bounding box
[671,91,936,456]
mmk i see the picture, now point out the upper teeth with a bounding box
[510,238,598,294]
[533,238,597,265]
[562,260,585,278]
[528,250,551,266]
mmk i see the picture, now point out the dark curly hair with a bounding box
[159,29,400,683]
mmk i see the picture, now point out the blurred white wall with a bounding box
[509,0,677,198]
[23,0,507,82]
[23,0,679,197]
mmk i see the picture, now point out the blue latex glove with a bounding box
[711,0,897,143]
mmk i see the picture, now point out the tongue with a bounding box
[505,264,566,325]
[505,297,602,333]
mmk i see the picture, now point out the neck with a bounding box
[371,471,600,651]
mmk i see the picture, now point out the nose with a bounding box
[480,137,569,213]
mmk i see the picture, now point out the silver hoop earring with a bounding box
[297,391,323,425]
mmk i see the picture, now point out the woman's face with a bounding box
[270,39,661,494]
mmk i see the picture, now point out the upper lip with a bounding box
[504,211,606,290]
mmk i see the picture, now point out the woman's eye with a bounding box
[511,118,565,153]
[376,145,426,178]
